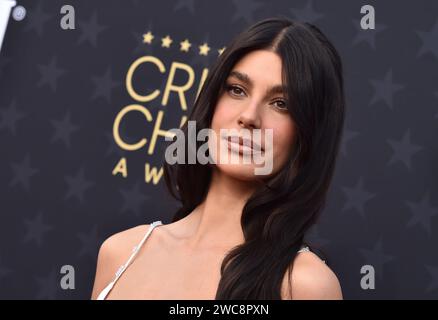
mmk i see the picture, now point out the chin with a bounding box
[214,163,273,182]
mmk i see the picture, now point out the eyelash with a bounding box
[225,84,288,111]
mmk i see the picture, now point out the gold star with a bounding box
[198,42,210,56]
[161,35,173,48]
[142,31,154,44]
[180,39,192,52]
[218,46,226,55]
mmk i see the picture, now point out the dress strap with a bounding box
[96,220,163,300]
[297,245,310,253]
[296,245,327,264]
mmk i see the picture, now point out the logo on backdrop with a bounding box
[111,33,227,185]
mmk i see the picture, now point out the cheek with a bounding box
[272,119,296,161]
[211,100,234,131]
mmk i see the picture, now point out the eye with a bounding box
[226,84,246,97]
[225,84,288,112]
[272,99,288,111]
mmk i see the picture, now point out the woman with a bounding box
[92,16,345,300]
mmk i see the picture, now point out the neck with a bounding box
[183,168,259,250]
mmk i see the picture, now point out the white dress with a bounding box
[96,220,311,300]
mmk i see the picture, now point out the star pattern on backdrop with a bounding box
[9,154,39,192]
[133,22,156,56]
[405,192,438,237]
[91,67,121,103]
[35,268,59,300]
[120,181,150,217]
[425,265,438,293]
[50,111,80,149]
[104,132,125,158]
[340,129,359,157]
[77,225,102,259]
[369,69,404,109]
[352,19,387,50]
[23,211,53,248]
[174,0,196,15]
[77,12,108,48]
[23,2,52,37]
[359,238,395,279]
[189,33,214,69]
[0,100,27,136]
[416,19,438,60]
[180,39,192,52]
[0,258,13,281]
[161,35,173,48]
[37,56,67,93]
[64,167,95,204]
[341,177,376,218]
[386,129,423,170]
[305,224,331,247]
[231,0,264,24]
[289,0,324,23]
[143,31,154,44]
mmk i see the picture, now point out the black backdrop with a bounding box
[0,0,437,299]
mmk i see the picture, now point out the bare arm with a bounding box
[282,251,343,300]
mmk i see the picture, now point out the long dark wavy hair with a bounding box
[163,17,345,299]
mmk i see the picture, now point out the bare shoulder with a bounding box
[282,250,343,300]
[90,224,151,299]
[100,224,151,255]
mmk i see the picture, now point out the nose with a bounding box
[237,102,261,129]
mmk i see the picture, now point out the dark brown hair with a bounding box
[163,16,345,299]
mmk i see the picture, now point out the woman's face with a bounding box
[209,49,298,181]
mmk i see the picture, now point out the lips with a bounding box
[226,135,264,153]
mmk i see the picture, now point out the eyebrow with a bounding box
[228,70,286,96]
